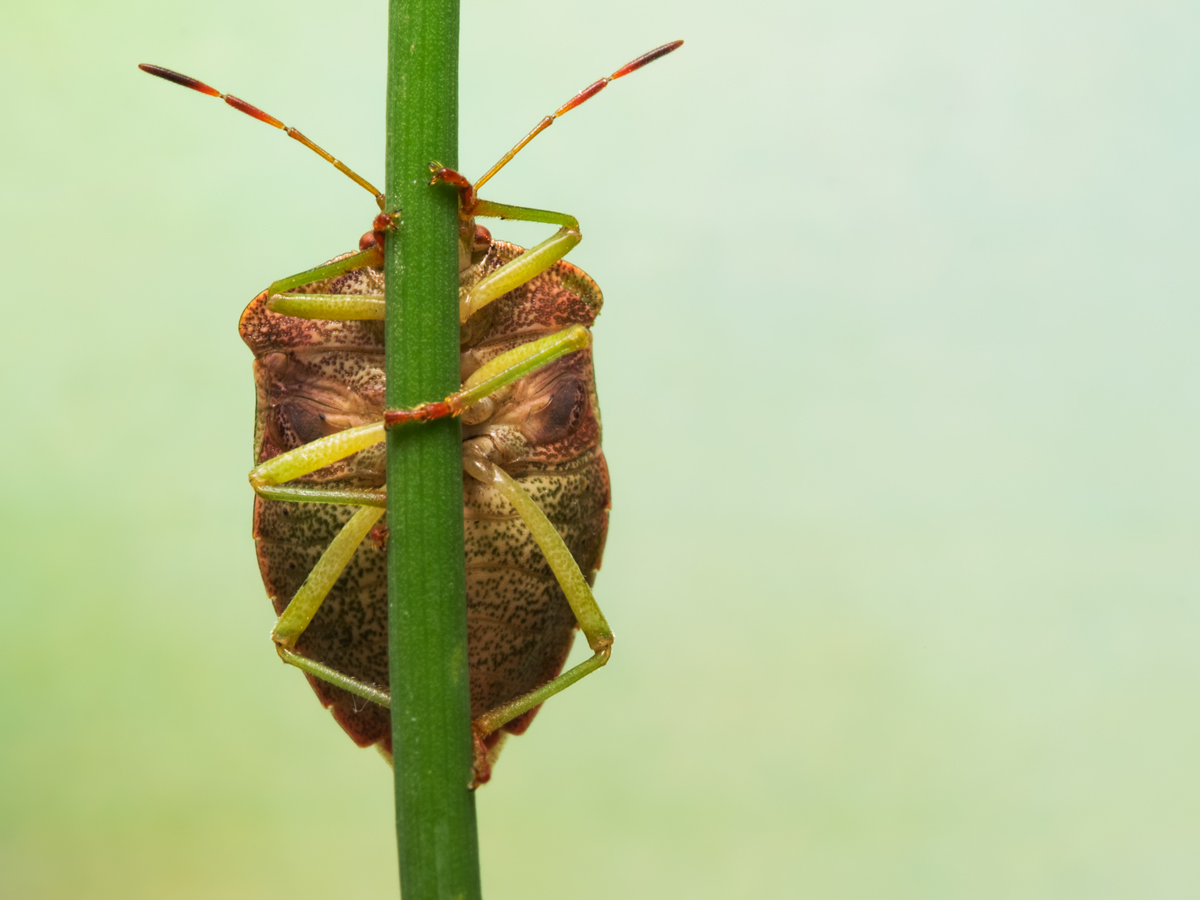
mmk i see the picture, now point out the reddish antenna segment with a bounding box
[138,63,385,209]
[471,39,684,194]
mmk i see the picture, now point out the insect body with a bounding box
[140,40,681,784]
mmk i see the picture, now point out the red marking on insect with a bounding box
[383,399,459,427]
[358,213,398,252]
[473,225,492,253]
[368,522,389,550]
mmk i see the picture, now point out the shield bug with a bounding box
[139,39,682,785]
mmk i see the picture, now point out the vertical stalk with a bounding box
[384,2,481,898]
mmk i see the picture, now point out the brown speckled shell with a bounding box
[240,241,610,757]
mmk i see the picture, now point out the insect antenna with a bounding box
[138,64,385,210]
[472,39,684,193]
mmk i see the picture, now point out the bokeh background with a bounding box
[3,0,1199,896]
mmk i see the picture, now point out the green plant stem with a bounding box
[384,2,481,898]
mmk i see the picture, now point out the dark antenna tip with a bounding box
[138,61,383,201]
[472,38,686,192]
[138,63,221,97]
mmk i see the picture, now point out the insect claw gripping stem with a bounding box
[384,400,460,428]
[137,63,385,209]
[429,163,476,211]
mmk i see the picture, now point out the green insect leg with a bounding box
[249,424,393,704]
[266,293,384,321]
[384,324,592,427]
[266,246,383,297]
[270,504,391,709]
[253,483,385,507]
[463,457,613,741]
[460,199,581,321]
[248,422,385,495]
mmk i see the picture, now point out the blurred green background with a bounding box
[2,0,1198,896]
